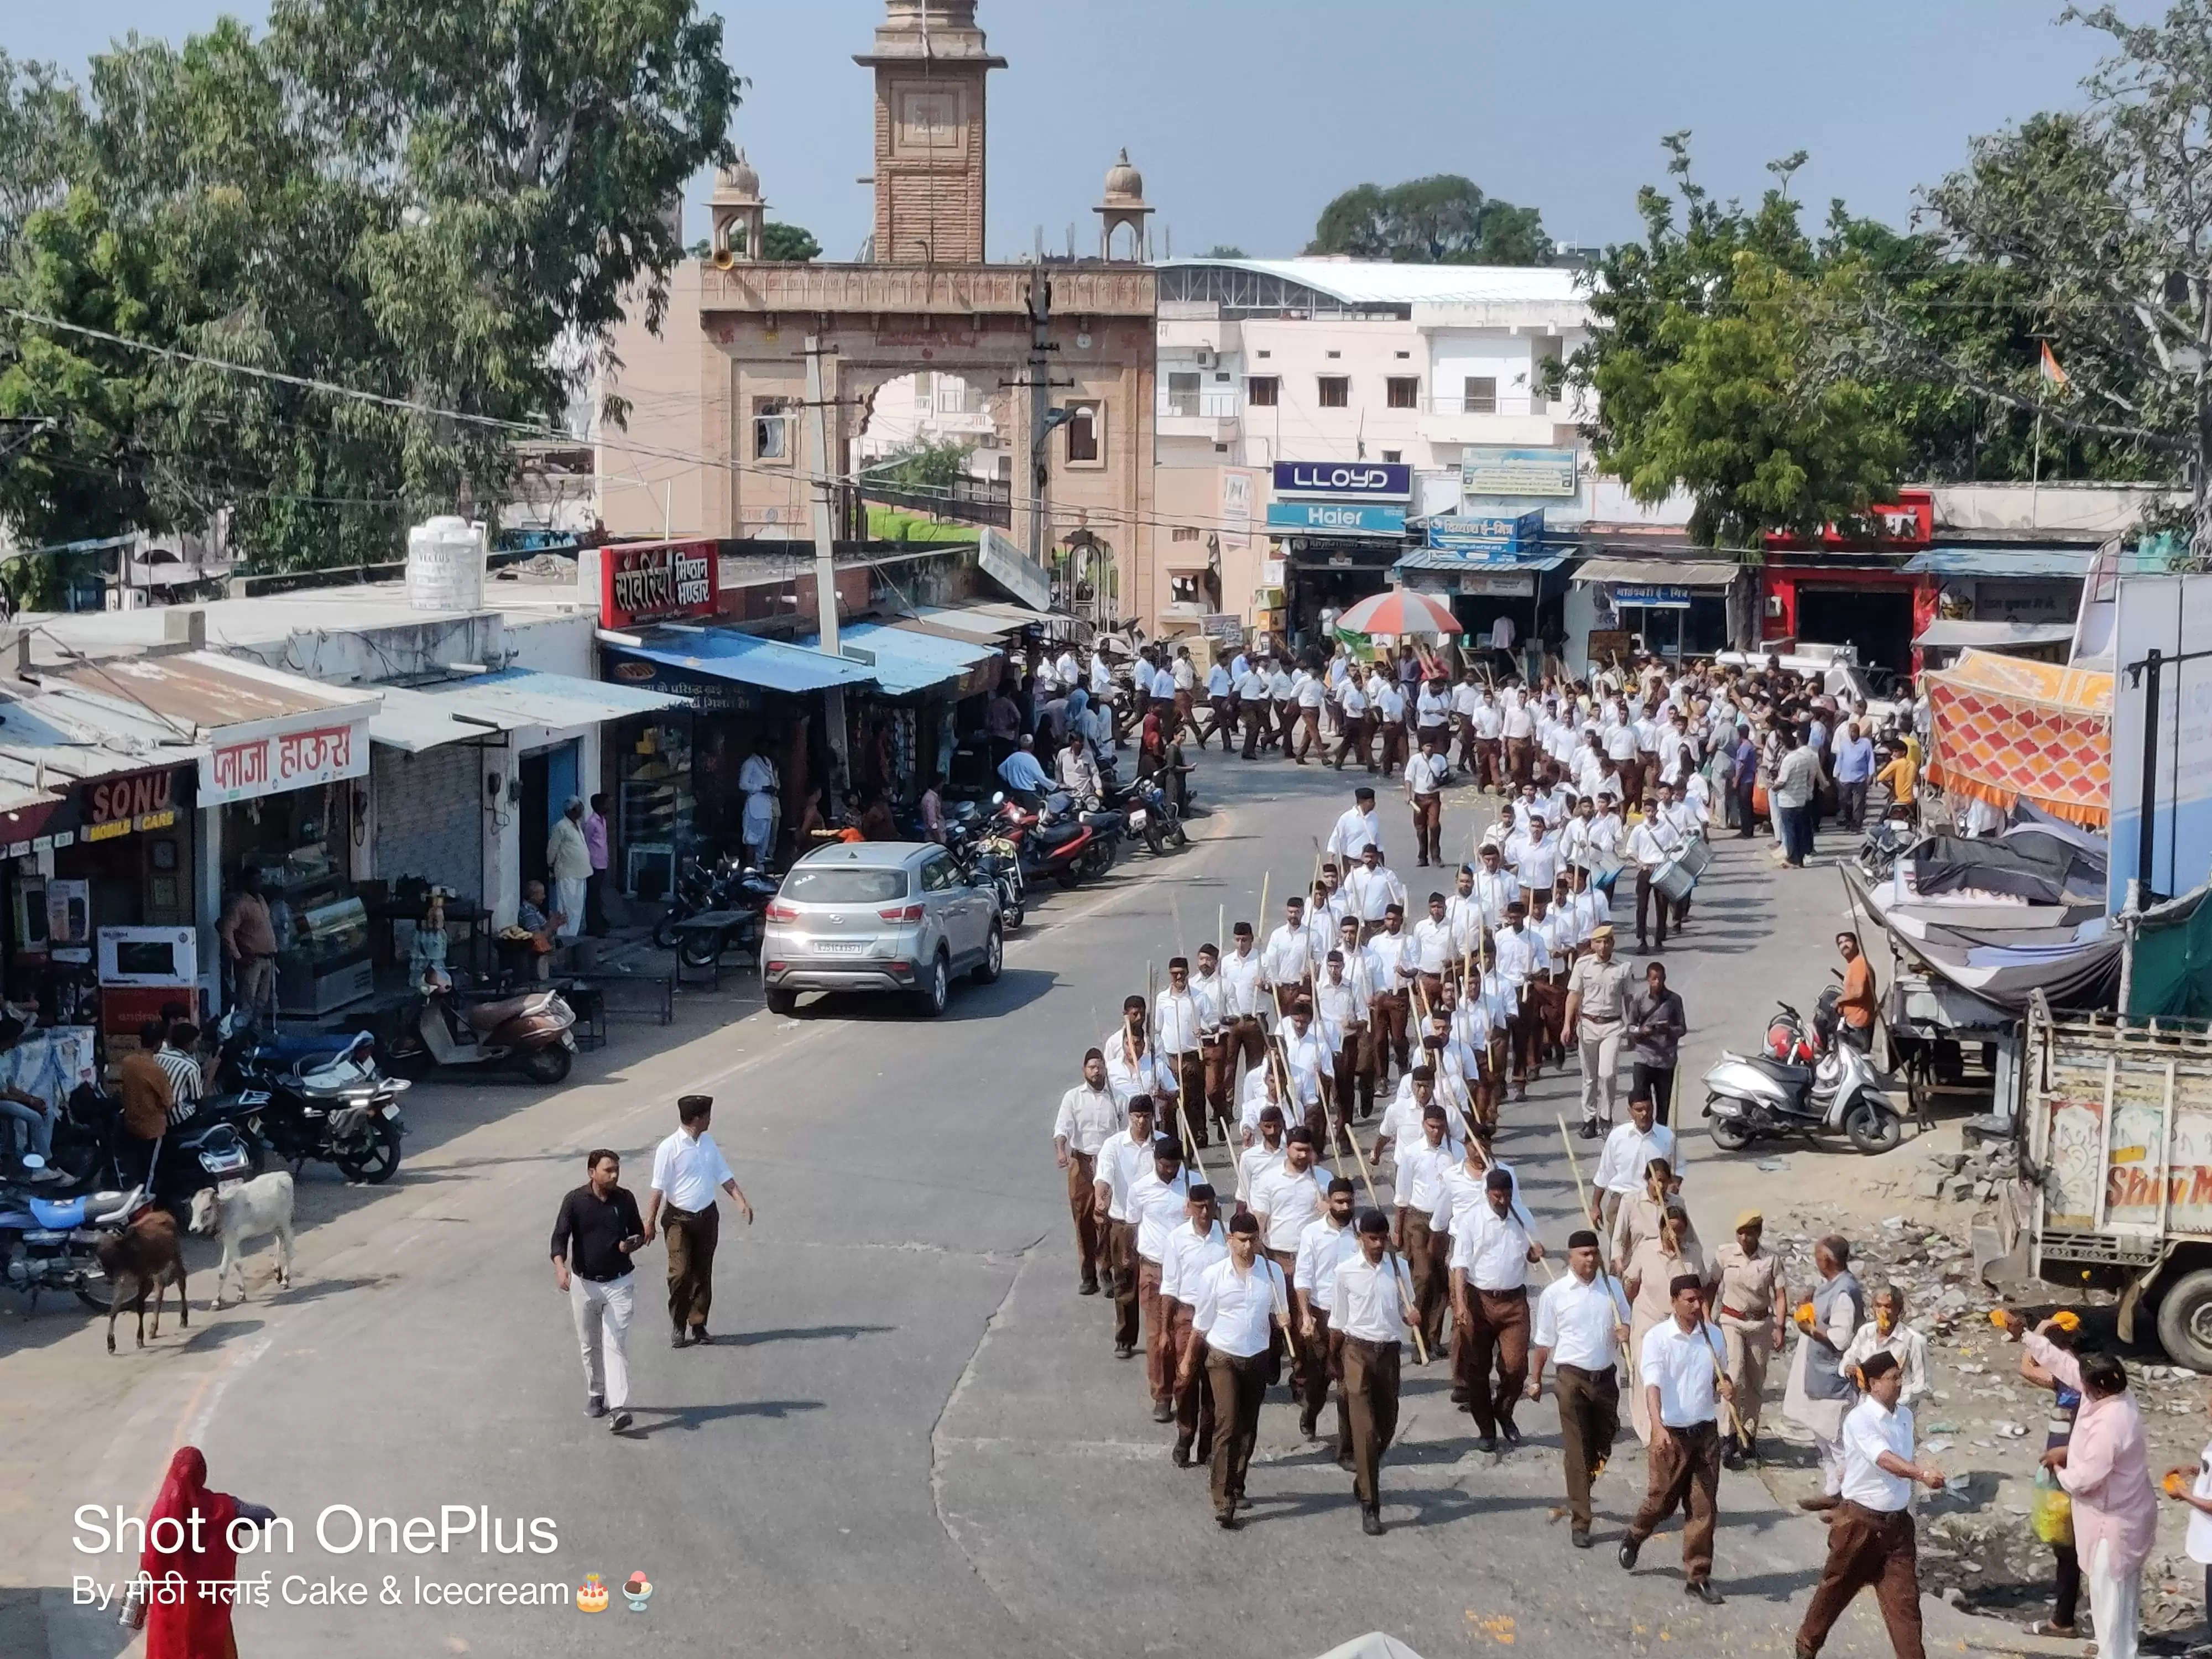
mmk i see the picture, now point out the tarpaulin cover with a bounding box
[1907,834,2107,907]
[1924,649,2112,829]
[2126,884,2212,1020]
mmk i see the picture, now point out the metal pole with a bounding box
[1027,264,1052,571]
[805,334,850,808]
[2138,648,2162,901]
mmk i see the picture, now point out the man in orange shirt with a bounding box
[116,1019,176,1187]
[1835,933,1877,1055]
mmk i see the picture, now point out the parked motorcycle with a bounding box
[388,981,578,1085]
[1702,985,1902,1155]
[668,864,779,969]
[215,1019,410,1185]
[652,851,749,950]
[946,806,1025,932]
[43,1084,255,1220]
[1109,775,1186,857]
[997,791,1122,889]
[0,1162,144,1312]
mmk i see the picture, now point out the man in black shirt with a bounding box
[551,1149,645,1432]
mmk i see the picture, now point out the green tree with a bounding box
[758,222,820,262]
[1307,175,1548,265]
[1199,243,1246,259]
[1573,138,1903,554]
[868,438,975,495]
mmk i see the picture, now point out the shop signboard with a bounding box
[1462,446,1579,499]
[1611,583,1694,611]
[1199,613,1244,645]
[1457,572,1536,598]
[604,652,758,716]
[1272,462,1411,501]
[80,766,191,843]
[1264,502,1406,538]
[599,540,719,630]
[199,714,371,807]
[1427,510,1547,557]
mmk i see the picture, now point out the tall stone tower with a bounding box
[856,0,1005,265]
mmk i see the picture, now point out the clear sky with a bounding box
[15,1,2138,260]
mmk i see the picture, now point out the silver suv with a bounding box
[761,841,1003,1017]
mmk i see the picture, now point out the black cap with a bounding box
[1567,1228,1600,1251]
[1356,1209,1391,1237]
[1484,1168,1513,1191]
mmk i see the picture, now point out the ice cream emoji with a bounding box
[623,1573,653,1613]
[576,1575,609,1613]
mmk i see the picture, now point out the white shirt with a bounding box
[1252,1163,1332,1253]
[1491,925,1538,988]
[1276,1026,1329,1105]
[1235,667,1267,701]
[1452,682,1484,719]
[1344,863,1408,923]
[1417,686,1450,727]
[1337,941,1390,1004]
[1235,1138,1287,1204]
[1502,703,1534,739]
[1104,1035,1177,1106]
[1333,1251,1415,1343]
[1293,1217,1358,1312]
[1473,700,1503,739]
[1509,833,1561,892]
[1593,1120,1676,1195]
[1396,1133,1462,1211]
[1052,1082,1124,1157]
[1338,684,1369,720]
[1625,820,1676,871]
[1374,683,1407,722]
[1094,1128,1154,1222]
[1433,1157,1535,1234]
[1173,657,1196,692]
[1468,865,1516,930]
[1154,987,1212,1055]
[1534,1272,1632,1372]
[1218,949,1265,1019]
[1314,979,1362,1051]
[1192,1254,1286,1359]
[1448,1202,1535,1290]
[1161,1219,1229,1304]
[1327,806,1382,862]
[1840,1395,1918,1512]
[1206,664,1231,697]
[650,1127,734,1212]
[1296,674,1326,709]
[1640,1318,1725,1428]
[1263,921,1314,987]
[1188,971,1228,1035]
[1405,752,1448,795]
[1131,1166,1194,1261]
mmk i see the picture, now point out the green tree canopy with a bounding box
[1307,175,1548,265]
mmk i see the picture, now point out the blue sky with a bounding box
[16,2,2132,259]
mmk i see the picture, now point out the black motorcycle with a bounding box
[215,1027,409,1185]
[653,852,748,949]
[667,864,779,969]
[45,1084,256,1223]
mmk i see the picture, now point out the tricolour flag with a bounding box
[2039,341,2068,387]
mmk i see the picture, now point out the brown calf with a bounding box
[95,1209,187,1354]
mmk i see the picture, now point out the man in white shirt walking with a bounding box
[1155,956,1215,1150]
[644,1094,754,1349]
[1178,1212,1292,1527]
[1052,1049,1124,1295]
[1449,1167,1546,1453]
[1337,1208,1419,1534]
[1160,1185,1228,1467]
[1793,1349,1943,1659]
[1292,1177,1359,1444]
[1621,1274,1735,1603]
[1405,734,1449,867]
[1528,1228,1633,1547]
[1327,786,1384,865]
[1589,1092,1676,1229]
[1093,1098,1159,1359]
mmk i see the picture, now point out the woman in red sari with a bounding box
[129,1447,273,1659]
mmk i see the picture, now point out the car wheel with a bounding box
[2156,1267,2212,1373]
[765,985,799,1016]
[914,952,950,1018]
[974,925,1003,985]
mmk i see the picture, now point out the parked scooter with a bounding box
[1702,984,1903,1155]
[213,1015,410,1185]
[388,978,578,1085]
[0,1161,145,1312]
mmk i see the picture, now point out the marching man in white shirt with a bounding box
[1292,1177,1360,1445]
[1237,1103,1289,1207]
[1105,996,1178,1123]
[1131,1136,1194,1422]
[1201,655,1235,752]
[1394,1100,1462,1357]
[1344,842,1408,945]
[1627,791,1684,952]
[1216,924,1268,1101]
[1177,1212,1293,1528]
[1331,666,1374,772]
[1589,1093,1677,1232]
[1327,785,1384,864]
[1449,1166,1546,1454]
[1405,733,1449,867]
[1793,1348,1944,1659]
[1052,1049,1124,1295]
[1337,1207,1420,1535]
[1155,957,1215,1149]
[1264,896,1317,1018]
[1160,1185,1228,1468]
[645,1094,754,1350]
[1093,1098,1159,1359]
[1620,1274,1735,1604]
[1528,1227,1633,1549]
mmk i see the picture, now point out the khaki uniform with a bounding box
[1712,1241,1782,1441]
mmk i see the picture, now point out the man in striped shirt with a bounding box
[154,1020,204,1128]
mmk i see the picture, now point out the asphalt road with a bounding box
[14,752,1965,1659]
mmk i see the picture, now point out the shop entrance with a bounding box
[518,740,578,892]
[1796,583,1916,676]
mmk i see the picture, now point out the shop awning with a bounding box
[1900,547,2098,578]
[1391,551,1571,575]
[602,629,877,695]
[369,669,688,754]
[795,623,998,697]
[891,601,1066,645]
[1573,557,1740,588]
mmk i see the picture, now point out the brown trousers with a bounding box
[1265,1249,1306,1394]
[1628,1418,1722,1582]
[1411,794,1443,864]
[1455,1284,1531,1434]
[1376,721,1409,776]
[1241,702,1271,759]
[1342,1334,1402,1508]
[1371,990,1410,1077]
[1333,1026,1375,1120]
[1475,736,1503,791]
[1293,706,1322,761]
[1167,1302,1215,1455]
[1556,1363,1621,1529]
[1202,1037,1237,1133]
[1066,1152,1101,1285]
[1108,1220,1141,1349]
[1207,1348,1270,1516]
[1139,1257,1171,1403]
[1300,1305,1344,1437]
[1796,1501,1925,1659]
[1399,1209,1448,1355]
[1505,735,1532,786]
[662,1202,718,1334]
[1170,1050,1208,1147]
[1332,712,1374,770]
[1454,719,1481,776]
[1203,694,1238,752]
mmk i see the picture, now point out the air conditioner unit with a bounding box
[1194,349,1217,369]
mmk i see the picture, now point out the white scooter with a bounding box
[1702,985,1902,1156]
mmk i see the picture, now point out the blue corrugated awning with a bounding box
[1899,546,2097,578]
[603,630,877,695]
[794,622,998,696]
[1391,550,1571,575]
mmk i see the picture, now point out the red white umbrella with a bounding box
[1337,588,1463,637]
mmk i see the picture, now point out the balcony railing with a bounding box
[854,471,1012,530]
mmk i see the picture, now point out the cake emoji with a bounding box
[576,1575,609,1613]
[624,1573,653,1613]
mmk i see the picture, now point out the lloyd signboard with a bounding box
[600,540,719,630]
[1272,462,1412,501]
[1265,502,1407,538]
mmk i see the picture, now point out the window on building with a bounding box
[912,369,935,401]
[1167,371,1201,419]
[1382,449,1402,463]
[1063,400,1103,465]
[1395,350,1411,360]
[1463,376,1498,415]
[1256,349,1272,359]
[1386,376,1420,410]
[1317,375,1350,409]
[1326,349,1343,359]
[1169,572,1203,608]
[1246,375,1280,407]
[753,398,793,461]
[1171,525,1201,542]
[1213,371,1232,383]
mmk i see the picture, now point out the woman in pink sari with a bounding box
[2024,1322,2157,1659]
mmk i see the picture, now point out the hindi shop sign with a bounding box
[1462,446,1579,499]
[1271,462,1412,501]
[1426,510,1547,557]
[199,715,371,807]
[599,540,719,630]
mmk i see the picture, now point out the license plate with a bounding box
[814,940,869,956]
[1127,810,1147,829]
[380,1103,401,1120]
[202,1150,249,1175]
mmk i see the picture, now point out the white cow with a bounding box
[189,1171,296,1308]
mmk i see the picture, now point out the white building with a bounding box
[854,371,1008,486]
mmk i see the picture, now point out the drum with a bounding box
[1653,853,1698,904]
[1672,836,1713,883]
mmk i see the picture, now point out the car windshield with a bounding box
[782,867,909,904]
